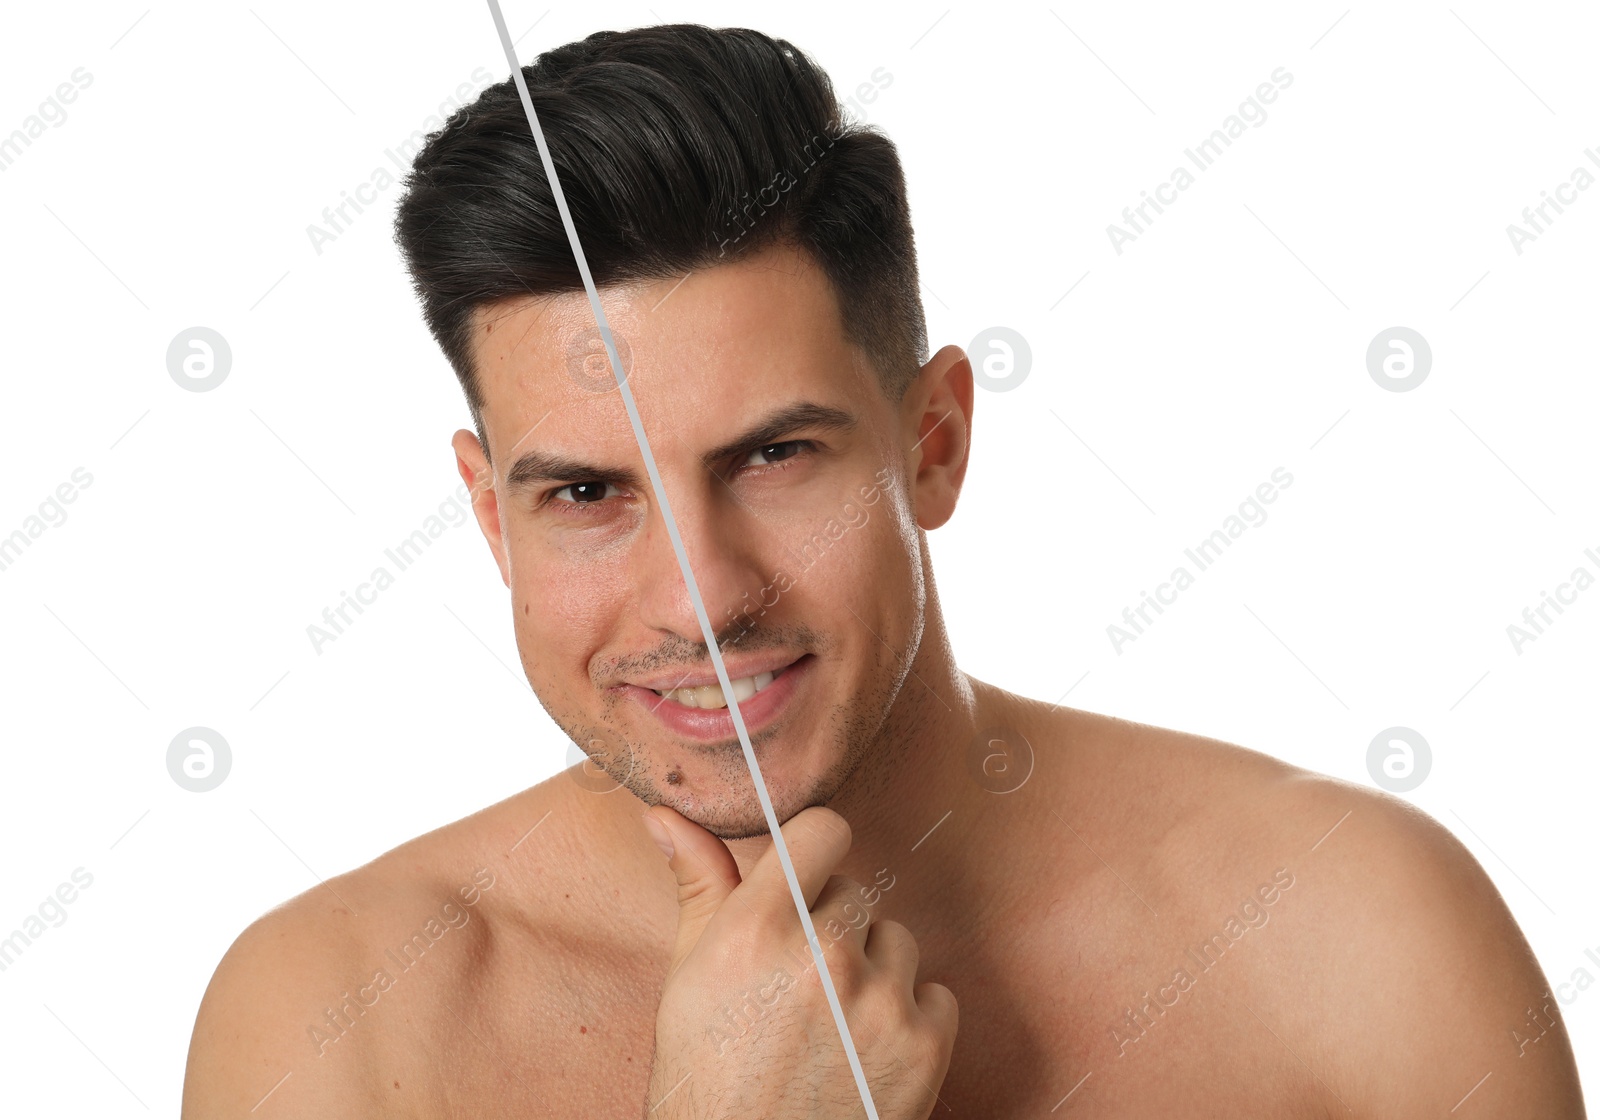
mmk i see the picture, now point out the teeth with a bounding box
[655,669,778,709]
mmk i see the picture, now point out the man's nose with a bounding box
[633,481,766,645]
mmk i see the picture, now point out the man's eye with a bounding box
[742,440,808,468]
[551,481,615,504]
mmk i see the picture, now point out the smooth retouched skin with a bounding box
[182,242,1587,1118]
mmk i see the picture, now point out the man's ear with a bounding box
[453,429,511,588]
[903,344,973,531]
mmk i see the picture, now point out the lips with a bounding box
[621,654,813,742]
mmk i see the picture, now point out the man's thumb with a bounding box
[643,806,741,972]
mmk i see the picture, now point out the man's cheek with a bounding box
[821,518,900,616]
[529,542,630,618]
[517,563,623,673]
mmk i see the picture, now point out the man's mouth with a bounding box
[649,666,787,709]
[620,654,813,742]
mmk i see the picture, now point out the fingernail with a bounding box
[642,813,675,860]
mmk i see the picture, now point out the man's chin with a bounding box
[654,795,780,841]
[701,816,778,841]
[648,787,827,841]
[611,728,865,839]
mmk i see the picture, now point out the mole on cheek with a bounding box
[666,770,682,785]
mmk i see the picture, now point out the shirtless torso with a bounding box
[182,688,1585,1118]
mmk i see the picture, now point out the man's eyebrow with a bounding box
[503,452,644,495]
[503,402,858,495]
[700,401,858,468]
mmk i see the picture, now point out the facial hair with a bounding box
[549,619,908,839]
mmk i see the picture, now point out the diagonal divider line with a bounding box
[481,5,880,1116]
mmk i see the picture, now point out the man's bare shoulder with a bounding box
[1057,708,1585,1116]
[1239,769,1584,1115]
[1028,703,1330,859]
[181,768,664,1117]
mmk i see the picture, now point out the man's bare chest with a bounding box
[378,934,1337,1119]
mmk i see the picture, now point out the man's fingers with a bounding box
[914,980,959,1040]
[645,805,742,973]
[863,917,919,989]
[741,806,854,918]
[808,875,875,956]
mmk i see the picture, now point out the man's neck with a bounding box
[720,595,1004,909]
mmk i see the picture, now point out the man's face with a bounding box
[457,241,944,838]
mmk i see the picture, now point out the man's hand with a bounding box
[641,805,957,1119]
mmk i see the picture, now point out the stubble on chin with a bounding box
[559,651,897,840]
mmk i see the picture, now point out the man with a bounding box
[183,24,1586,1118]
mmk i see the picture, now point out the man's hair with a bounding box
[393,24,928,462]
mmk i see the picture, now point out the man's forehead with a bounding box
[469,243,871,457]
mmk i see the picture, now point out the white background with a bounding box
[1,0,1595,1110]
